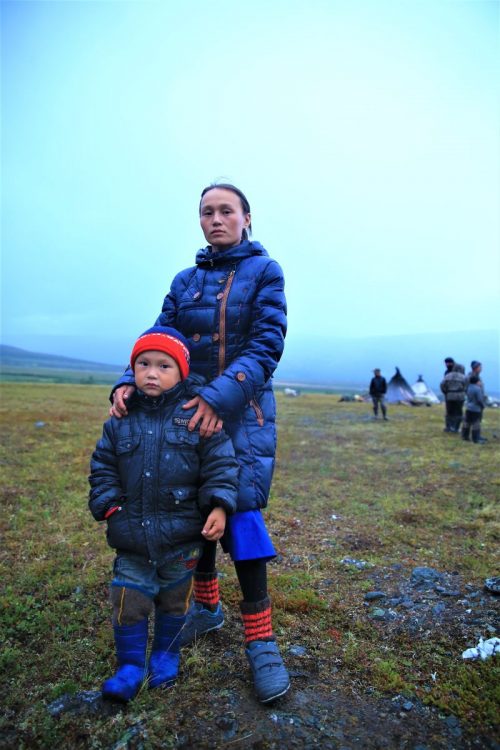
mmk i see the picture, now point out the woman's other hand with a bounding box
[110,385,136,418]
[182,395,223,438]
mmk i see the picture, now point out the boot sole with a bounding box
[258,681,291,703]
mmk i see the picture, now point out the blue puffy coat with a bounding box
[115,240,287,512]
[90,377,239,563]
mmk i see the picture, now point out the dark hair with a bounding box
[199,183,252,240]
[469,374,480,384]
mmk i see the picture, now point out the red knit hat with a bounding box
[130,326,190,380]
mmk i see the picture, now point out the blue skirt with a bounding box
[220,510,276,562]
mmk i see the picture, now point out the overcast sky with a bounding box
[1,0,499,366]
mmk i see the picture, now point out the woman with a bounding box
[111,183,290,703]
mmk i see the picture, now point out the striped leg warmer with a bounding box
[193,572,220,611]
[240,597,275,644]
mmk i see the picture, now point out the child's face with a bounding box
[134,350,181,396]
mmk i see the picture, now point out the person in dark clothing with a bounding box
[443,357,455,377]
[440,362,466,433]
[109,184,291,704]
[461,374,487,443]
[369,369,388,420]
[89,326,239,702]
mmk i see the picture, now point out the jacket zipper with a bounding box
[250,399,264,427]
[218,269,235,375]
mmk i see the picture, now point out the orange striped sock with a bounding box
[193,572,220,611]
[240,597,274,644]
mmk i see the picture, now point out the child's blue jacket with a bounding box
[114,240,287,512]
[90,377,239,563]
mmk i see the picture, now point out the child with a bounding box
[89,326,239,702]
[461,374,487,444]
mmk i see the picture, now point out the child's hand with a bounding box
[202,507,226,541]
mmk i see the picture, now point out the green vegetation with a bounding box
[1,384,498,747]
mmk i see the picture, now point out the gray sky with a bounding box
[1,0,499,367]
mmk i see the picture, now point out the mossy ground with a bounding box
[1,384,498,748]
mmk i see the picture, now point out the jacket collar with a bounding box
[131,381,186,410]
[195,240,268,267]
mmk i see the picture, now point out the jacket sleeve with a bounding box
[88,421,124,521]
[196,429,239,516]
[476,387,486,409]
[198,260,287,418]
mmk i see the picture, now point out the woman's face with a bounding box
[200,188,251,251]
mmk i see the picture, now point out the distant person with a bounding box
[89,326,239,702]
[109,183,291,703]
[443,356,455,377]
[369,368,388,420]
[461,374,487,444]
[463,360,487,440]
[440,362,466,433]
[465,361,485,392]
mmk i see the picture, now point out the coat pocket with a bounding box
[106,506,135,552]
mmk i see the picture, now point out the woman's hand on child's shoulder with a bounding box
[183,395,223,438]
[110,385,136,418]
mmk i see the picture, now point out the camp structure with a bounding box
[411,375,440,405]
[386,367,416,403]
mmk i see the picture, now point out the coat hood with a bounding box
[195,240,268,267]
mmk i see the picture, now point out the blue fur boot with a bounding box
[148,612,186,689]
[102,618,148,702]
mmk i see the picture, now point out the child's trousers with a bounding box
[111,546,202,623]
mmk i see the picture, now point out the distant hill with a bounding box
[0,345,122,384]
[1,328,499,394]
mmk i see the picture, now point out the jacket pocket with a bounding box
[115,436,141,455]
[106,506,134,552]
[164,428,199,448]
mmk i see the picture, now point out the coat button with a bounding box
[192,333,201,342]
[218,278,225,284]
[216,292,224,300]
[145,471,151,477]
[193,292,201,300]
[236,372,246,382]
[212,333,219,342]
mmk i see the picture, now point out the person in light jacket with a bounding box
[461,374,487,444]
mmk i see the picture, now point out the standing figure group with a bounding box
[89,183,291,705]
[440,358,487,443]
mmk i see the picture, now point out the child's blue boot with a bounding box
[102,618,148,702]
[148,611,186,689]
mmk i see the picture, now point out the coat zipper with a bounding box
[250,398,264,427]
[218,269,235,375]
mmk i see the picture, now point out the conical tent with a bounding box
[386,367,416,403]
[411,375,440,404]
